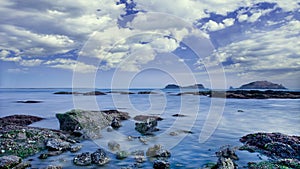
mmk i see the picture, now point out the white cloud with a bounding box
[204,20,300,75]
[238,14,248,22]
[44,58,97,73]
[20,59,43,67]
[223,18,235,27]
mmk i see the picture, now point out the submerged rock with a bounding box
[108,141,120,151]
[116,151,129,159]
[153,160,170,169]
[56,109,130,139]
[0,155,22,169]
[91,149,110,165]
[70,144,82,152]
[73,152,92,166]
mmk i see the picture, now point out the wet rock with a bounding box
[53,91,81,95]
[0,115,43,126]
[56,109,130,139]
[116,151,129,159]
[38,153,48,159]
[248,159,300,169]
[132,150,146,163]
[13,162,31,169]
[240,132,300,159]
[215,146,238,169]
[146,144,171,158]
[16,100,43,103]
[47,150,63,156]
[135,118,159,135]
[73,152,92,166]
[134,115,163,121]
[0,155,22,169]
[107,126,114,132]
[70,144,82,152]
[42,165,62,169]
[111,117,121,129]
[108,141,120,151]
[91,149,110,165]
[153,160,170,169]
[46,138,70,151]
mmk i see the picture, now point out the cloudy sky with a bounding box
[0,0,299,89]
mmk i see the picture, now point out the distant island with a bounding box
[238,81,287,89]
[164,84,205,89]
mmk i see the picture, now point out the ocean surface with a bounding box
[0,88,299,168]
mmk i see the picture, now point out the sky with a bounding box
[0,0,300,89]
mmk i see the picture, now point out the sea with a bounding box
[0,88,299,168]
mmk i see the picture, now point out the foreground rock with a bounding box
[240,132,300,159]
[56,109,130,139]
[153,160,170,169]
[0,115,75,158]
[248,159,300,169]
[0,155,22,168]
[135,118,159,135]
[146,144,171,159]
[212,90,300,99]
[215,146,238,169]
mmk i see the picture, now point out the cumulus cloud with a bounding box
[203,20,300,77]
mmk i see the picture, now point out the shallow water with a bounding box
[0,88,299,168]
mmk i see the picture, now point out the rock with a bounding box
[70,144,82,152]
[172,114,186,117]
[16,100,43,103]
[46,138,70,151]
[47,150,63,156]
[83,91,106,95]
[146,144,171,158]
[215,146,238,169]
[239,80,287,89]
[240,132,300,159]
[237,110,244,112]
[91,149,110,165]
[0,155,22,169]
[135,118,159,135]
[116,151,129,159]
[137,91,158,94]
[248,159,300,169]
[134,115,163,121]
[107,127,113,132]
[164,84,205,89]
[111,117,121,129]
[0,115,43,126]
[153,160,170,169]
[56,109,130,139]
[73,152,92,166]
[38,153,48,159]
[131,150,146,163]
[164,84,180,89]
[42,165,62,169]
[108,141,120,151]
[13,162,31,169]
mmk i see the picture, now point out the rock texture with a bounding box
[0,115,43,126]
[56,109,130,139]
[239,81,287,89]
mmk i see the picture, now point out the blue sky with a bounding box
[0,0,299,89]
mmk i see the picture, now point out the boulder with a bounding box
[146,144,171,158]
[0,155,22,169]
[0,115,43,127]
[215,146,238,169]
[111,117,121,129]
[56,109,130,138]
[73,152,92,166]
[91,149,110,165]
[46,138,70,151]
[135,118,159,135]
[153,160,170,169]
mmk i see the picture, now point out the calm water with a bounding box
[0,88,299,168]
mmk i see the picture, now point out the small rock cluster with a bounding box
[73,148,110,166]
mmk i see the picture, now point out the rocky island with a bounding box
[164,84,205,89]
[238,80,287,89]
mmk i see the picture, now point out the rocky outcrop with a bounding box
[54,91,106,95]
[82,91,106,95]
[239,81,287,89]
[164,84,180,89]
[146,144,171,158]
[211,90,300,99]
[135,118,159,135]
[0,155,22,169]
[240,132,300,159]
[215,146,238,169]
[134,115,163,121]
[56,109,130,139]
[0,115,43,127]
[73,149,110,166]
[16,100,43,103]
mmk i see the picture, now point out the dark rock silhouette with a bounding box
[239,81,287,89]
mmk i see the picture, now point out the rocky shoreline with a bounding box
[1,111,299,168]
